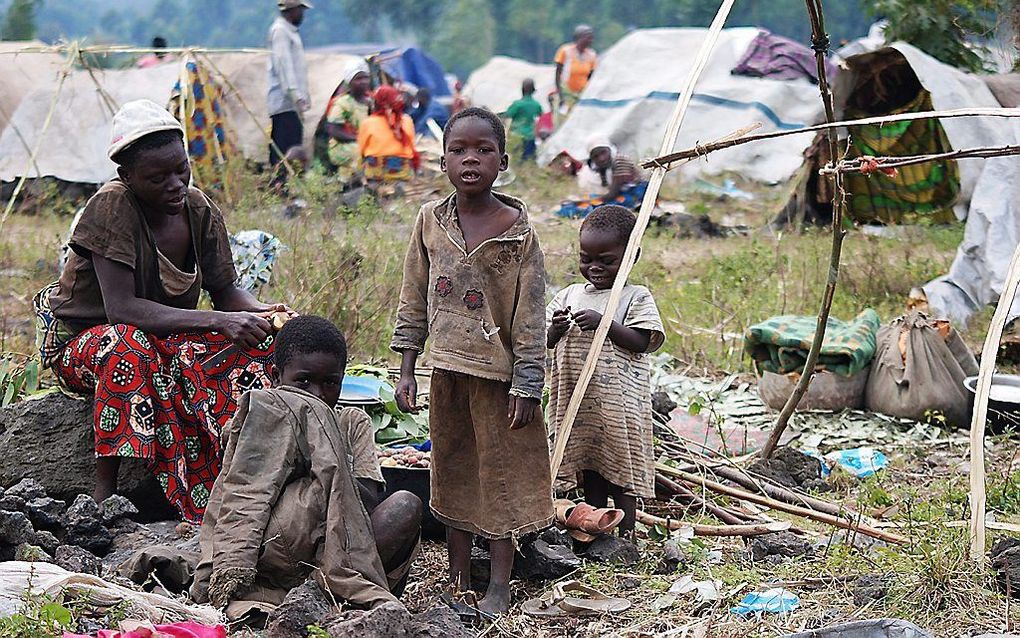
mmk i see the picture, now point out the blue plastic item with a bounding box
[826,447,888,478]
[731,588,800,615]
[338,375,394,405]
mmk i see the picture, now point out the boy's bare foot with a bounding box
[478,583,511,617]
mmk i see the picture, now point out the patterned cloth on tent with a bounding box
[844,91,960,225]
[168,58,236,188]
[732,30,837,83]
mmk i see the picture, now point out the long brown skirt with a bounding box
[428,369,554,539]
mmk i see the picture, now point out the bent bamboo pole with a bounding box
[969,240,1020,563]
[550,0,737,478]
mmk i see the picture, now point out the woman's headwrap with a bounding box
[371,85,408,143]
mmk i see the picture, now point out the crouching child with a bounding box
[190,315,422,617]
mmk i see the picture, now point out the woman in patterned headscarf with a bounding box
[356,85,420,183]
[320,59,373,181]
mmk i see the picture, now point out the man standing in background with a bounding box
[267,0,312,170]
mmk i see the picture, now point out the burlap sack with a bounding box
[865,311,979,426]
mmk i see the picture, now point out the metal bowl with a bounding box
[964,374,1020,434]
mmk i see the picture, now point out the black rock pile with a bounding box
[0,478,139,575]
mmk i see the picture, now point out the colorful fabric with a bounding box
[362,155,413,182]
[555,43,597,94]
[168,58,235,189]
[370,86,409,142]
[228,230,282,298]
[744,309,881,377]
[844,91,960,224]
[52,325,274,524]
[64,621,226,638]
[34,282,76,368]
[505,95,544,141]
[555,181,649,219]
[325,93,369,177]
[357,113,417,164]
[732,30,837,83]
[547,283,665,498]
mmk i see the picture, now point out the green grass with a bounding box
[0,159,978,382]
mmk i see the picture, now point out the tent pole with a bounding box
[760,0,847,459]
[968,239,1020,563]
[549,0,737,479]
[642,107,1020,170]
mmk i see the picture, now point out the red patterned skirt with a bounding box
[52,324,274,523]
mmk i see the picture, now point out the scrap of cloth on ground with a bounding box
[45,180,274,523]
[844,91,960,225]
[190,386,397,612]
[547,283,665,499]
[744,309,881,377]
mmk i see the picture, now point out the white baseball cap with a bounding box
[108,99,184,160]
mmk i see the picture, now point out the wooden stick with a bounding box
[761,0,847,459]
[969,240,1020,563]
[820,144,1020,175]
[656,473,753,525]
[658,464,907,545]
[549,0,738,478]
[640,107,1020,170]
[704,464,851,519]
[637,510,792,537]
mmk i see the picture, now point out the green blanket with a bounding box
[744,309,881,377]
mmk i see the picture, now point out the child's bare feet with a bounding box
[478,583,511,616]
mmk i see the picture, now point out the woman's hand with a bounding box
[508,395,540,430]
[395,374,419,413]
[215,311,273,348]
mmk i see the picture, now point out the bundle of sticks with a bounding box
[641,428,907,545]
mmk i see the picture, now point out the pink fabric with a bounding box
[63,621,226,638]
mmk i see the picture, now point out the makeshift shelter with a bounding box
[0,48,358,185]
[780,43,1019,326]
[310,44,450,97]
[537,27,827,183]
[463,56,556,113]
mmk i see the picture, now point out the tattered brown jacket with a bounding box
[190,386,394,610]
[391,192,547,399]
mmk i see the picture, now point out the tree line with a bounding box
[2,0,1014,77]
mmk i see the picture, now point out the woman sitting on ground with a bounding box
[321,61,372,181]
[356,85,420,184]
[556,137,648,218]
[43,99,291,523]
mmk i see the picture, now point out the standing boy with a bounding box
[503,79,544,161]
[392,108,553,617]
[267,0,312,169]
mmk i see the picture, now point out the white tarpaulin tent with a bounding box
[0,48,357,184]
[537,27,826,183]
[0,41,64,135]
[463,56,555,114]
